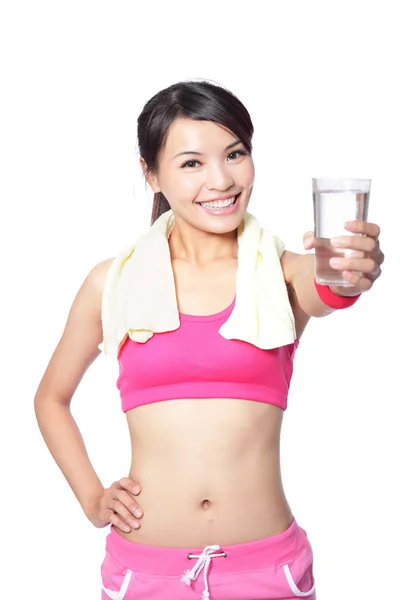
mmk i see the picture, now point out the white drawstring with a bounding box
[180,544,226,600]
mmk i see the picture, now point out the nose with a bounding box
[205,162,235,192]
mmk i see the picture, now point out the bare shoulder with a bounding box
[87,256,115,293]
[68,256,115,318]
[34,257,115,406]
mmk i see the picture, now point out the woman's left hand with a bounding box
[304,220,385,295]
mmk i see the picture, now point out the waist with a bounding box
[128,447,283,504]
[124,398,287,545]
[106,516,308,575]
[121,492,293,547]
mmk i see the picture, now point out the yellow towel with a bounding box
[99,210,296,356]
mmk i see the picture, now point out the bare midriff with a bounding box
[119,397,293,548]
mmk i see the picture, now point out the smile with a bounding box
[197,194,240,212]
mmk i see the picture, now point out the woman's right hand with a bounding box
[86,478,143,533]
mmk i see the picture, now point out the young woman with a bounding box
[34,80,384,600]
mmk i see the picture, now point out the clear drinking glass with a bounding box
[313,177,371,286]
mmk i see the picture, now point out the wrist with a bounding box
[314,277,361,309]
[82,488,104,518]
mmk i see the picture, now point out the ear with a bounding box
[139,157,161,193]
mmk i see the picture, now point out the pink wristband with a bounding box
[314,278,361,309]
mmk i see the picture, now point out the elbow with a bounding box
[34,389,72,419]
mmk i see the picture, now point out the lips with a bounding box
[196,193,241,216]
[198,193,239,203]
[197,193,240,208]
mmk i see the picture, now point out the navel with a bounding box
[201,499,212,510]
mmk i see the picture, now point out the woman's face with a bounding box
[142,118,255,234]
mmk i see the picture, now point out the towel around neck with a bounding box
[98,210,296,357]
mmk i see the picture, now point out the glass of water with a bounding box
[313,177,371,286]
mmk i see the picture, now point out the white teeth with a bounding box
[199,196,236,209]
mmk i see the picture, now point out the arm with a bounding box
[34,258,113,516]
[281,220,383,320]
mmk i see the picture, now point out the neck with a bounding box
[168,217,238,264]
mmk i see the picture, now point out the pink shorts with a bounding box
[100,516,316,599]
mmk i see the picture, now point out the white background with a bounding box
[1,1,399,598]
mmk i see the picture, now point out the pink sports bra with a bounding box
[116,297,299,413]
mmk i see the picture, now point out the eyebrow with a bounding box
[173,139,243,159]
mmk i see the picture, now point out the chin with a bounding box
[198,211,247,236]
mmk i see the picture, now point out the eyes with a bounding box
[180,149,248,169]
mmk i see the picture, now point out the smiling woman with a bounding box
[137,81,255,233]
[140,116,254,234]
[34,79,384,600]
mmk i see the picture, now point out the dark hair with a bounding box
[137,80,254,225]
